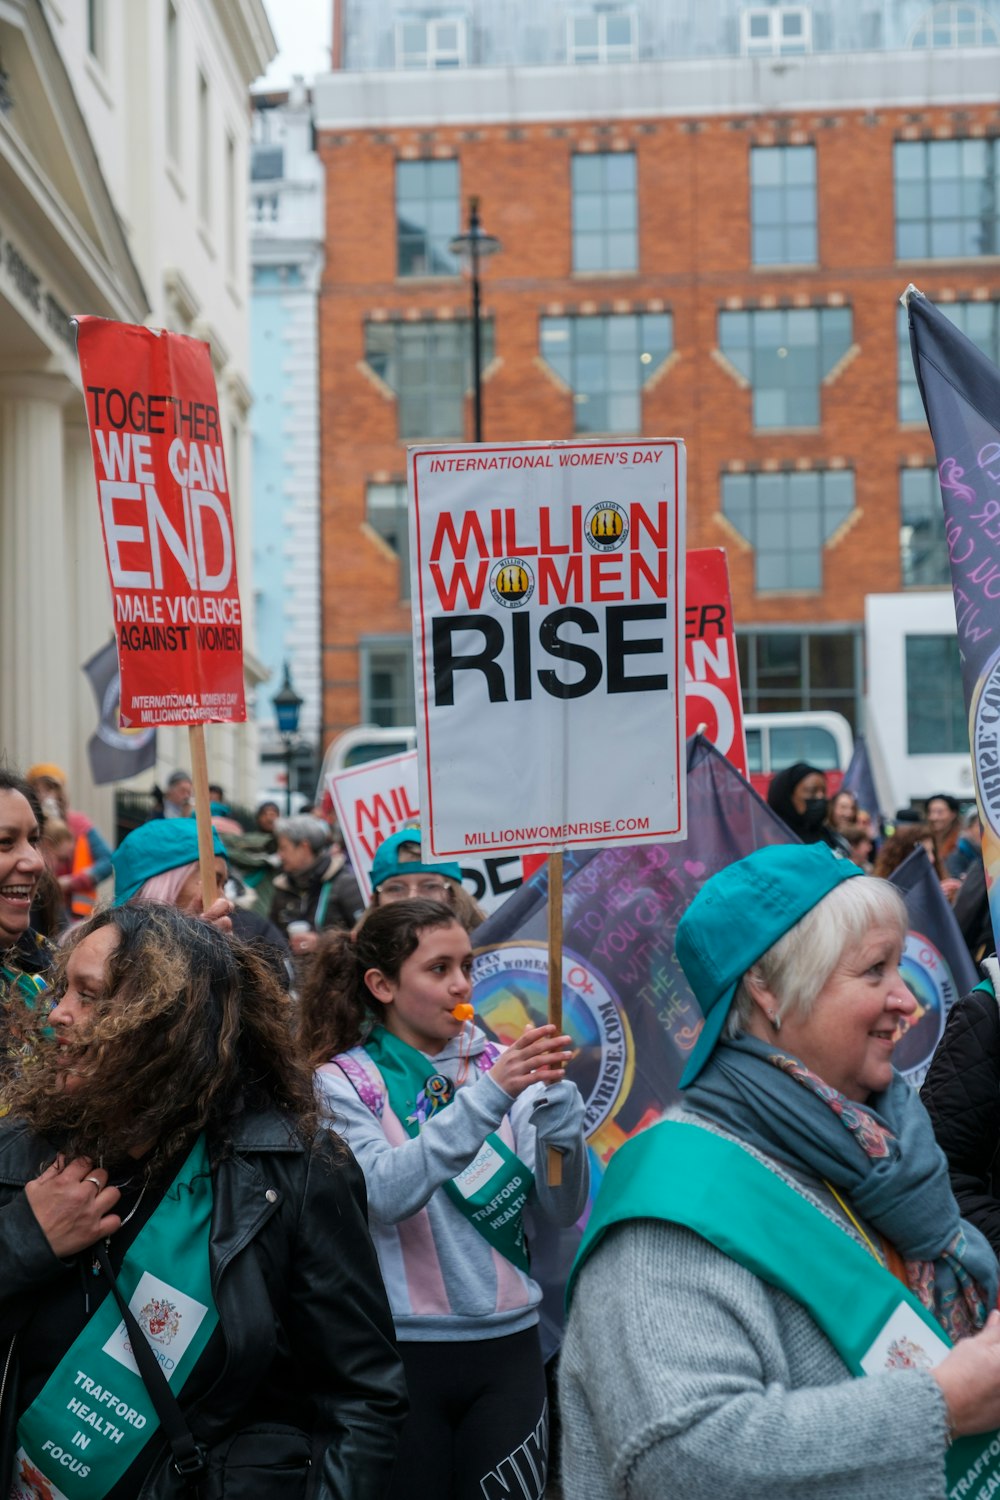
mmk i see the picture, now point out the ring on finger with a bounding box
[85,1176,102,1193]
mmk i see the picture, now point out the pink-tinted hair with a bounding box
[136,863,196,908]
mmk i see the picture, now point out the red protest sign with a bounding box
[685,548,747,777]
[75,318,246,728]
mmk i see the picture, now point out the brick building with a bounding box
[313,2,1000,767]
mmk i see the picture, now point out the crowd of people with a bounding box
[1,755,999,1498]
[765,762,984,930]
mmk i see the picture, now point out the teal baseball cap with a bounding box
[675,842,863,1089]
[113,819,227,905]
[369,828,463,891]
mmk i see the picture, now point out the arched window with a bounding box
[909,3,1000,48]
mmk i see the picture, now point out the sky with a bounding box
[257,0,334,90]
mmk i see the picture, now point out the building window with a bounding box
[722,469,855,592]
[539,312,672,434]
[87,0,105,64]
[900,469,951,586]
[396,17,467,68]
[568,10,637,63]
[906,636,969,753]
[362,639,416,727]
[572,153,638,272]
[909,3,1000,47]
[898,299,1000,420]
[737,629,861,727]
[750,145,817,266]
[718,307,852,429]
[251,145,284,181]
[251,192,279,224]
[165,1,180,163]
[197,71,210,226]
[364,319,494,439]
[740,6,812,54]
[895,138,1000,259]
[396,160,460,277]
[366,483,410,602]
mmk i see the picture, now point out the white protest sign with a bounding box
[409,438,686,858]
[328,750,529,915]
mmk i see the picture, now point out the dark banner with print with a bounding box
[889,844,978,1089]
[841,734,884,831]
[83,639,157,785]
[471,735,793,1353]
[907,285,1000,958]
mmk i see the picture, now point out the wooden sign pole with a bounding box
[188,724,219,912]
[547,849,564,1186]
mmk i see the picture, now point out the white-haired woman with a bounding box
[270,815,364,957]
[561,842,1000,1500]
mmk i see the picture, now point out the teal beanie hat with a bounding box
[369,827,463,891]
[113,819,227,905]
[675,842,862,1088]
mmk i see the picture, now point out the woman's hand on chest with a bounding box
[25,1157,122,1258]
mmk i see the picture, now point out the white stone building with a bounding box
[0,0,274,835]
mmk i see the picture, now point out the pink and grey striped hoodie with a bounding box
[316,1026,588,1342]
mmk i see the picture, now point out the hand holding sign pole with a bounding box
[409,437,687,1186]
[75,317,246,908]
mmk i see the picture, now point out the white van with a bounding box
[317,712,854,800]
[319,725,418,782]
[743,711,854,794]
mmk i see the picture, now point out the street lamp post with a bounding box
[449,197,501,442]
[272,662,304,815]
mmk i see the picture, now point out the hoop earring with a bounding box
[769,1012,781,1033]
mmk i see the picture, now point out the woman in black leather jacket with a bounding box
[922,955,1000,1257]
[0,902,406,1499]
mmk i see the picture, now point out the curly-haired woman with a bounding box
[0,902,406,1500]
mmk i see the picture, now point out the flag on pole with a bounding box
[888,844,979,1089]
[471,734,793,1352]
[83,640,156,785]
[906,284,1000,958]
[841,734,884,831]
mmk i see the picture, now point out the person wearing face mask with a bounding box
[766,762,850,854]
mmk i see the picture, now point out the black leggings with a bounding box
[387,1327,548,1500]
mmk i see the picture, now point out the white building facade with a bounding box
[0,0,274,832]
[250,81,324,793]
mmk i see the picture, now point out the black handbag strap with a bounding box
[94,1241,207,1489]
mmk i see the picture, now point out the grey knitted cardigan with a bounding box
[559,1111,952,1499]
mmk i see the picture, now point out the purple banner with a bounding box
[907,285,1000,958]
[471,735,792,1352]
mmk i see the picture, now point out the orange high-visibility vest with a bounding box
[69,834,97,919]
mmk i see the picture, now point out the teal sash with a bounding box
[0,966,47,1008]
[11,1135,218,1500]
[568,1120,1000,1500]
[364,1028,534,1272]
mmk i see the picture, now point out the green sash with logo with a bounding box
[11,1134,217,1500]
[568,1119,1000,1500]
[364,1027,534,1272]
